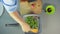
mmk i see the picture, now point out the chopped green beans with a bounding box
[25,16,38,29]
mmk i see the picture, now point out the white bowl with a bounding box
[0,2,3,16]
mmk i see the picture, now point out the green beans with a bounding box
[25,16,38,29]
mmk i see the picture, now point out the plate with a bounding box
[0,2,3,16]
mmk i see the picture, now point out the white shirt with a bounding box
[2,0,18,13]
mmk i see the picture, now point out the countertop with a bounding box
[0,0,60,34]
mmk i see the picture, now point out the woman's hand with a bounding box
[20,22,31,32]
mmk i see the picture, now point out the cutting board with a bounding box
[20,0,42,15]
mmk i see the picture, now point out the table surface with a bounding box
[0,0,60,34]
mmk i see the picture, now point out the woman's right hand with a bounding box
[20,22,31,32]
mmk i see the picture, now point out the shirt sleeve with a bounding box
[2,0,18,13]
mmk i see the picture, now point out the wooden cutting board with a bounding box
[20,0,42,15]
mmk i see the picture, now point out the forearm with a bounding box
[8,11,25,26]
[8,11,31,32]
[3,0,31,32]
